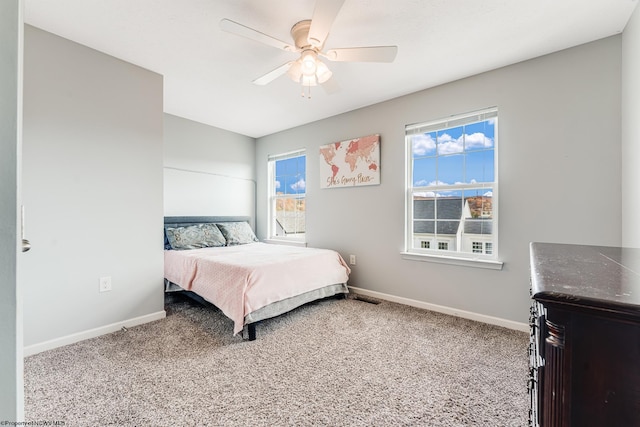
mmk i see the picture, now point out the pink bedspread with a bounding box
[164,242,350,335]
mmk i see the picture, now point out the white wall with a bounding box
[164,114,256,223]
[0,1,23,420]
[256,36,622,325]
[622,5,640,248]
[21,26,165,351]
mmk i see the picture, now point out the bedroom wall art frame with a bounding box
[319,134,380,189]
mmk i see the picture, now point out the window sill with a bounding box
[263,239,308,247]
[401,252,504,270]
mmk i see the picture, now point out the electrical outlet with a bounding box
[99,276,112,292]
[349,255,356,265]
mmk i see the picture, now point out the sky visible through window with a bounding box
[275,155,306,195]
[411,118,495,199]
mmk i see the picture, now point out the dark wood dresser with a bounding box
[529,243,640,427]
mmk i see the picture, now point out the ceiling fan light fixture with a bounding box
[301,74,318,87]
[301,49,318,76]
[287,60,303,82]
[316,60,332,84]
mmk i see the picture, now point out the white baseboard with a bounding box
[348,286,529,332]
[24,310,167,356]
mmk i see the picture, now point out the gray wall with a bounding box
[0,1,23,420]
[21,26,165,349]
[622,5,640,248]
[164,114,256,222]
[256,36,622,325]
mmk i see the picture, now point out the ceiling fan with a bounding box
[220,0,398,96]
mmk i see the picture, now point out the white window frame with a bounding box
[402,107,503,270]
[267,149,306,245]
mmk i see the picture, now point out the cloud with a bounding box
[436,133,463,155]
[435,132,493,155]
[414,191,459,198]
[414,191,436,198]
[412,134,436,156]
[275,180,281,190]
[465,132,493,149]
[414,179,449,187]
[290,178,306,192]
[436,190,460,197]
[483,190,493,197]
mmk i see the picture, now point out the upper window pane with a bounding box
[275,155,306,195]
[412,121,495,186]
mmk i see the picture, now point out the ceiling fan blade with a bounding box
[324,46,398,62]
[252,61,294,85]
[307,0,346,48]
[220,19,297,52]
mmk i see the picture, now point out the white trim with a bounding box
[401,251,504,270]
[348,286,527,332]
[23,310,166,356]
[267,149,305,162]
[406,107,499,135]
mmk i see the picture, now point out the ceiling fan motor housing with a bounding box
[291,20,323,50]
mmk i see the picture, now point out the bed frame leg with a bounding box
[248,323,256,341]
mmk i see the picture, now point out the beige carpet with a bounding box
[24,293,529,426]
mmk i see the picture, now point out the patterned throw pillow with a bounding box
[165,224,226,250]
[216,222,258,245]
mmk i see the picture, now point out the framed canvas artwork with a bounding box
[319,134,380,188]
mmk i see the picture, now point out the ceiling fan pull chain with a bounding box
[301,82,312,99]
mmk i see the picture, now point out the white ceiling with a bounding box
[24,0,638,138]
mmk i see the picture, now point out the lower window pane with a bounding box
[274,196,305,237]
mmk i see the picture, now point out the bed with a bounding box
[163,216,350,340]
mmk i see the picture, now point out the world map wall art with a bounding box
[319,134,380,189]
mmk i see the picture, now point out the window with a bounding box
[405,108,499,265]
[268,150,306,241]
[421,241,430,249]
